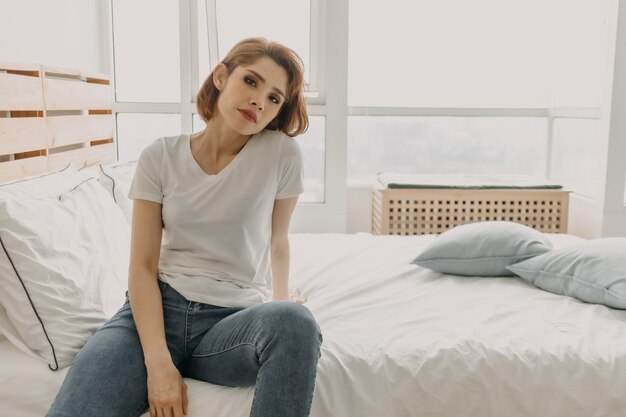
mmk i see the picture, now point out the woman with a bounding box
[46,37,323,417]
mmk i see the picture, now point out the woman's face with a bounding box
[214,56,289,136]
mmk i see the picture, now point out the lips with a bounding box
[238,109,257,123]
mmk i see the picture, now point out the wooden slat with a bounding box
[15,150,45,159]
[0,72,43,110]
[0,62,114,183]
[91,139,114,146]
[0,156,47,184]
[10,110,43,117]
[43,77,111,111]
[46,114,114,148]
[47,142,115,172]
[0,62,40,72]
[86,77,110,85]
[43,65,109,83]
[0,118,46,155]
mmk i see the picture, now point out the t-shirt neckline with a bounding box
[186,132,254,179]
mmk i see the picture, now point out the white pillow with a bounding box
[0,163,79,199]
[76,164,101,181]
[0,177,130,370]
[98,160,137,224]
[411,221,553,276]
[507,238,626,309]
[0,164,81,345]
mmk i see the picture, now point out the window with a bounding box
[116,114,182,161]
[214,0,311,84]
[347,0,608,187]
[111,0,328,207]
[550,118,599,198]
[348,0,608,108]
[348,116,547,183]
[298,116,325,203]
[112,0,180,102]
[199,0,319,95]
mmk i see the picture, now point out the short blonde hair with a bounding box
[196,37,308,137]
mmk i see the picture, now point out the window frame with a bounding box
[104,0,607,231]
[346,106,601,194]
[105,0,347,232]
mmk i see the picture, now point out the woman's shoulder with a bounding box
[256,129,301,151]
[256,128,286,141]
[140,133,188,157]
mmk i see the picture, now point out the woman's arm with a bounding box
[270,196,300,302]
[128,199,168,364]
[128,199,188,417]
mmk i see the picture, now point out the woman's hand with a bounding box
[290,288,307,304]
[147,360,188,417]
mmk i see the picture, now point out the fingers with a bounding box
[290,288,307,304]
[160,406,181,417]
[147,365,188,417]
[152,401,185,417]
[149,396,185,417]
[296,289,306,304]
[173,403,185,417]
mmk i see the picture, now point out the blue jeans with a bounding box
[46,280,323,417]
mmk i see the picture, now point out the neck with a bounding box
[192,116,251,159]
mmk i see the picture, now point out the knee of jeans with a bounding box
[268,302,323,345]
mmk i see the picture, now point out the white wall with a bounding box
[0,0,106,74]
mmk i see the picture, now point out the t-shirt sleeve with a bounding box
[127,139,164,204]
[275,137,305,200]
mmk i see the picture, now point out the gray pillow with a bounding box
[507,238,626,309]
[411,221,553,276]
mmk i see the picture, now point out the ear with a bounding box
[212,63,228,91]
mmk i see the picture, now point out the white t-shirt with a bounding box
[128,129,304,308]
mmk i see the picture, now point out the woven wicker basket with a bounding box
[372,185,570,235]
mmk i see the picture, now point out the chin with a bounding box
[231,119,268,136]
[238,126,264,136]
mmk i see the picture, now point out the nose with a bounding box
[249,97,263,111]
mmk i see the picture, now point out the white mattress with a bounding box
[2,232,626,417]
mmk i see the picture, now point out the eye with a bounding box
[269,95,281,105]
[244,76,256,86]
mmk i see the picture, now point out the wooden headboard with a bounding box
[0,62,115,183]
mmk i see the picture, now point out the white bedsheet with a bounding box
[2,232,626,417]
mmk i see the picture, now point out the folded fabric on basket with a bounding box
[377,173,563,189]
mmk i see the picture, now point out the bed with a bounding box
[2,63,626,417]
[2,232,626,417]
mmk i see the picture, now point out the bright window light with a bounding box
[116,113,182,162]
[551,118,600,198]
[112,0,180,103]
[348,116,547,182]
[215,0,311,84]
[348,0,608,108]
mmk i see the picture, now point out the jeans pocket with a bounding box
[157,279,169,294]
[158,280,184,309]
